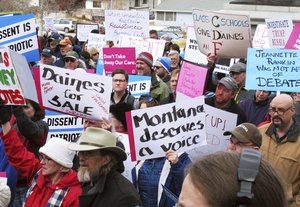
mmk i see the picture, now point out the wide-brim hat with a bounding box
[69,127,127,161]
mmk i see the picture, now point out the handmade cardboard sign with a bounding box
[126,96,207,161]
[246,48,300,92]
[34,64,112,120]
[193,9,251,58]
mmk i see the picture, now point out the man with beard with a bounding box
[69,127,141,207]
[205,76,247,125]
[259,93,300,206]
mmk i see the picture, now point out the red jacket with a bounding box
[1,129,82,207]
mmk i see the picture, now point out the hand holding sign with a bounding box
[166,150,179,165]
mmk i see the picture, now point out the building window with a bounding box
[93,1,101,8]
[143,0,147,4]
[135,0,140,6]
[157,12,164,21]
[165,12,176,21]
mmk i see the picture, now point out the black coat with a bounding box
[80,169,141,207]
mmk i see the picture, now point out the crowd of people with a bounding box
[0,24,299,207]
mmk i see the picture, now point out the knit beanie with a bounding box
[155,57,171,73]
[109,103,133,131]
[39,138,75,168]
[136,52,153,68]
[0,184,11,207]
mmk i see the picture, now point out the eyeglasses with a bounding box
[78,150,99,158]
[40,155,53,163]
[268,106,292,116]
[152,65,163,70]
[229,137,252,147]
[59,45,67,48]
[112,79,126,83]
[64,58,76,63]
[92,53,99,56]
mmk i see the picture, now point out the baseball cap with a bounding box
[63,51,79,59]
[230,62,246,73]
[223,123,262,147]
[218,77,238,91]
[41,48,53,57]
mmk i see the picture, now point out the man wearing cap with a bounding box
[229,62,255,103]
[54,38,73,68]
[40,48,55,65]
[224,122,262,153]
[63,51,85,70]
[258,94,300,206]
[69,127,141,207]
[136,52,169,102]
[205,76,247,125]
[153,57,172,85]
[0,104,82,207]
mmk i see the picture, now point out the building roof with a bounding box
[154,0,232,12]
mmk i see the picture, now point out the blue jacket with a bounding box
[0,138,17,193]
[132,152,191,207]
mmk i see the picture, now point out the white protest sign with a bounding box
[77,24,99,42]
[87,33,106,59]
[184,26,207,65]
[44,17,55,31]
[105,10,149,42]
[116,132,136,182]
[0,47,38,105]
[265,16,293,49]
[119,34,165,61]
[35,64,112,120]
[252,24,270,48]
[193,9,251,58]
[127,96,207,161]
[187,104,237,161]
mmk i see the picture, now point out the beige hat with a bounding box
[223,123,262,147]
[69,127,127,161]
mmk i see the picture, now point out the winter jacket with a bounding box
[259,122,300,206]
[79,168,141,207]
[150,70,170,102]
[234,87,255,104]
[1,129,82,207]
[205,97,247,125]
[133,152,191,207]
[239,97,271,126]
[110,90,138,109]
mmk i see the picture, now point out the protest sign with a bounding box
[187,104,237,161]
[128,75,151,98]
[44,17,55,31]
[126,96,207,161]
[0,14,39,62]
[119,34,165,61]
[87,33,106,59]
[0,47,38,105]
[44,110,84,142]
[193,9,251,58]
[116,132,136,182]
[103,47,136,74]
[252,24,270,48]
[176,61,208,101]
[266,16,293,49]
[285,23,300,50]
[34,64,112,120]
[184,26,207,65]
[246,48,300,92]
[76,24,99,42]
[105,10,149,42]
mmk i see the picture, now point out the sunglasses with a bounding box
[64,58,76,63]
[92,53,99,56]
